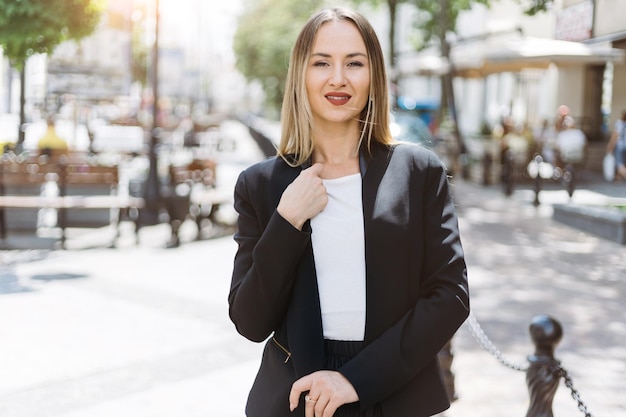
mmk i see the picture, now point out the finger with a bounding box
[289,376,312,412]
[304,394,318,417]
[316,396,333,417]
[320,399,338,417]
[288,391,301,412]
[308,162,324,175]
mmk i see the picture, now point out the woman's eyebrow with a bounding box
[310,52,368,58]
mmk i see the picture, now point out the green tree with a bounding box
[233,0,323,116]
[0,0,105,148]
[405,0,490,176]
[131,6,149,89]
[516,0,552,15]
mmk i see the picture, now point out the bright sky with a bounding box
[156,0,243,63]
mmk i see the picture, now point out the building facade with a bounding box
[586,0,626,130]
[396,0,625,146]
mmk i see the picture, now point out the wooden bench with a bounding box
[0,154,144,248]
[164,158,231,247]
[0,155,57,235]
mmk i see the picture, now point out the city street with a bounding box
[1,120,625,417]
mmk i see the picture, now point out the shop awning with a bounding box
[396,53,450,77]
[451,35,625,78]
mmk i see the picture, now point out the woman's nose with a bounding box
[329,67,346,87]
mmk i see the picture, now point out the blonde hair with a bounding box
[277,7,393,167]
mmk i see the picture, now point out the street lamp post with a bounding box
[140,0,162,226]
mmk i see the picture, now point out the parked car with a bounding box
[390,111,454,173]
[390,111,435,146]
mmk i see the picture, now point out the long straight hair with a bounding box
[277,7,394,167]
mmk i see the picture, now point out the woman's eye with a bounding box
[313,61,329,67]
[348,61,364,67]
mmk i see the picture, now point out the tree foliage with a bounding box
[409,0,491,50]
[0,0,105,147]
[233,0,324,114]
[516,0,552,16]
[0,0,105,69]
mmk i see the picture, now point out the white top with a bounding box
[556,128,586,163]
[310,173,366,341]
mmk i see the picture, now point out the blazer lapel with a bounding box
[361,145,394,342]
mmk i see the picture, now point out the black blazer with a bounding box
[229,142,470,417]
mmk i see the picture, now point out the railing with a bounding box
[462,312,594,417]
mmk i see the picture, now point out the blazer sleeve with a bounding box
[228,166,312,342]
[340,150,470,409]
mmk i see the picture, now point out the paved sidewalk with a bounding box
[0,230,263,417]
[1,128,625,416]
[444,177,625,417]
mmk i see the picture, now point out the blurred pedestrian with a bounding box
[534,118,557,165]
[228,7,469,417]
[555,115,586,168]
[555,104,570,133]
[606,110,626,180]
[37,116,68,155]
[499,116,530,176]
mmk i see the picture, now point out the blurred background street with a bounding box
[2,0,626,416]
[1,120,625,417]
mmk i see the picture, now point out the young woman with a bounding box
[229,7,470,417]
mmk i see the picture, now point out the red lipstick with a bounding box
[325,92,351,106]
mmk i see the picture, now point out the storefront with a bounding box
[556,0,626,141]
[450,31,623,141]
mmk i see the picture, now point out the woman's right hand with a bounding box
[277,163,328,230]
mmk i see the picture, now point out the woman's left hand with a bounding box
[289,370,359,416]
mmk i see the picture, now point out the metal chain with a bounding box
[464,312,595,417]
[548,363,594,417]
[464,312,527,372]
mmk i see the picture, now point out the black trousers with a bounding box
[324,339,383,417]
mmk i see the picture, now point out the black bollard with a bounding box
[483,151,492,186]
[501,149,515,197]
[525,315,563,417]
[527,154,544,206]
[563,164,576,198]
[57,155,68,249]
